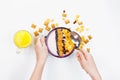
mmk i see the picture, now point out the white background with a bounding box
[0,0,120,80]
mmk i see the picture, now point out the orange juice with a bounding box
[14,30,32,48]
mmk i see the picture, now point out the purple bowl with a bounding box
[46,27,81,58]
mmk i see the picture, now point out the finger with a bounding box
[76,52,85,68]
[36,38,42,47]
[42,37,46,47]
[76,53,82,63]
[40,36,46,47]
[77,51,86,62]
[81,49,88,60]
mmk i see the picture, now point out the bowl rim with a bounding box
[46,27,78,58]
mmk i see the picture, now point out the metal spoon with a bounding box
[70,31,82,48]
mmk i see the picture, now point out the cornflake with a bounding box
[51,24,56,29]
[84,39,89,44]
[75,27,84,33]
[79,42,85,49]
[87,48,90,53]
[62,13,67,17]
[86,28,89,31]
[78,21,83,25]
[81,36,85,41]
[31,24,36,29]
[44,19,50,26]
[64,19,70,24]
[34,31,39,37]
[51,19,54,22]
[88,35,92,40]
[45,26,51,31]
[76,15,80,19]
[38,28,43,33]
[62,17,65,20]
[55,23,58,27]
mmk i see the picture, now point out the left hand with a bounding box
[34,36,49,63]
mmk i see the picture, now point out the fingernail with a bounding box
[76,53,79,57]
[78,52,82,55]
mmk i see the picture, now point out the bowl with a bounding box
[46,27,81,58]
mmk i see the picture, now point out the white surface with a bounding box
[0,0,120,80]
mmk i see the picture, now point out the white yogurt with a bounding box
[47,30,58,56]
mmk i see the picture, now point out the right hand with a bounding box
[76,50,102,80]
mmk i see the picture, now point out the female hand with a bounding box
[76,50,102,80]
[34,36,49,63]
[30,36,49,80]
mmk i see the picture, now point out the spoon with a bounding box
[70,31,82,48]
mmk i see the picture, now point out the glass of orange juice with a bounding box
[14,30,32,53]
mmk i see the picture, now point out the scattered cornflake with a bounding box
[38,28,43,33]
[80,25,85,29]
[81,36,85,41]
[51,24,56,29]
[75,18,79,22]
[34,31,39,37]
[87,48,90,53]
[44,18,50,26]
[62,13,67,17]
[62,17,65,20]
[79,45,83,49]
[76,27,79,30]
[51,19,54,22]
[64,19,70,24]
[55,23,58,27]
[78,21,83,25]
[31,24,36,29]
[84,39,89,44]
[45,26,51,31]
[75,27,84,33]
[86,28,90,31]
[88,35,92,40]
[79,42,85,49]
[76,15,80,19]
